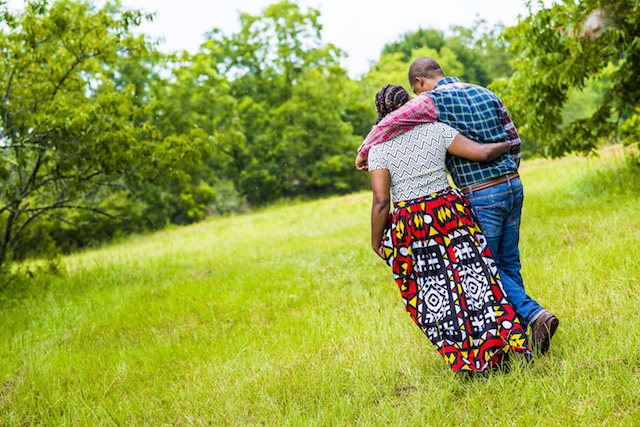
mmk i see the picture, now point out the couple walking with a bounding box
[357,57,559,373]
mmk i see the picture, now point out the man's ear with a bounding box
[411,77,421,94]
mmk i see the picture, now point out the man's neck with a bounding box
[431,76,449,90]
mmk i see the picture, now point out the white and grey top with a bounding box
[368,122,459,202]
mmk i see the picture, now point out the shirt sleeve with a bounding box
[435,123,460,149]
[500,101,522,168]
[357,93,438,158]
[367,144,386,171]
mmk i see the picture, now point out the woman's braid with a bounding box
[375,84,410,124]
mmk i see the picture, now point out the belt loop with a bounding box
[506,173,512,189]
[467,185,473,197]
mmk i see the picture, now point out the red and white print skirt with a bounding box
[381,187,532,372]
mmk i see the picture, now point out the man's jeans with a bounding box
[464,176,545,329]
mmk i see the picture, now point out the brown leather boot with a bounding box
[530,311,559,354]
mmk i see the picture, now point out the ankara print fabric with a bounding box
[381,188,532,372]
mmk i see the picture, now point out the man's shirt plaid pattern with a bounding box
[358,77,521,188]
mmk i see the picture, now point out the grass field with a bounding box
[1,147,640,425]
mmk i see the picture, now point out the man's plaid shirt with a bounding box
[358,77,521,189]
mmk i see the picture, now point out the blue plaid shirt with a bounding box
[431,77,519,188]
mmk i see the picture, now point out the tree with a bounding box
[493,0,640,157]
[131,50,246,223]
[379,24,514,88]
[360,46,463,103]
[200,1,369,204]
[0,0,201,269]
[381,28,446,60]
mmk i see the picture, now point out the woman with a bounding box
[368,84,531,373]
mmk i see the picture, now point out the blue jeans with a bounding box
[464,176,545,328]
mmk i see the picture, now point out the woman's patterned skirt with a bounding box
[381,187,532,372]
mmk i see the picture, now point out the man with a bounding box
[356,57,559,354]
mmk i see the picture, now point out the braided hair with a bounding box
[375,84,410,124]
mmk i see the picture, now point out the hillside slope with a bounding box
[1,147,640,425]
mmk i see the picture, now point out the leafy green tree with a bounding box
[381,28,446,60]
[0,0,201,269]
[200,1,369,204]
[136,51,246,222]
[493,0,640,157]
[379,24,514,88]
[360,46,463,102]
[471,22,514,82]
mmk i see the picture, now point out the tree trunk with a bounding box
[0,208,17,271]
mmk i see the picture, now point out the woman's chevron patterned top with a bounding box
[368,122,458,202]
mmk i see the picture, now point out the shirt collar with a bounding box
[434,76,460,90]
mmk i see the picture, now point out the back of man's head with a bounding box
[408,57,445,84]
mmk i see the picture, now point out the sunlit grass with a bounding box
[1,147,640,425]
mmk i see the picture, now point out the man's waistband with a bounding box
[460,172,519,195]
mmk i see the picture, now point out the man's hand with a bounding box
[355,153,368,171]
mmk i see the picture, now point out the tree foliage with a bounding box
[0,0,519,268]
[361,46,464,102]
[380,24,514,89]
[0,0,201,269]
[197,1,370,204]
[493,0,640,157]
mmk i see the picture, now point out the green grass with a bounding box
[2,147,640,425]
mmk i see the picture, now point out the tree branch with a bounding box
[12,210,80,247]
[3,142,45,150]
[50,52,102,101]
[22,170,102,201]
[20,146,46,199]
[11,210,45,245]
[22,204,116,218]
[2,67,17,105]
[0,204,14,217]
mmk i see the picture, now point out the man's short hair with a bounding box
[408,57,445,84]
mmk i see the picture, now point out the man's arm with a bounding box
[357,94,438,159]
[500,101,522,167]
[447,133,510,162]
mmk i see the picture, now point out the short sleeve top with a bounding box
[368,122,459,202]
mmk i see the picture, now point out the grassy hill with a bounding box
[1,147,640,425]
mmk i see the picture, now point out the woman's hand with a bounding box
[372,245,385,260]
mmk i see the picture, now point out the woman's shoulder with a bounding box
[414,121,455,132]
[397,122,457,139]
[369,142,385,156]
[367,143,387,170]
